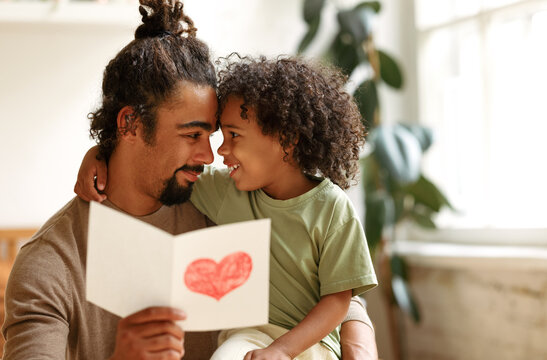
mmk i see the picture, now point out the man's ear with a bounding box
[116,106,139,143]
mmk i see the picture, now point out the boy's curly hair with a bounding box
[217,55,366,189]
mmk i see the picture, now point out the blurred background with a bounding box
[1,0,547,359]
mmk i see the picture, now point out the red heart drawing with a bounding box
[184,251,253,301]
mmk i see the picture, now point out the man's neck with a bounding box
[104,152,163,217]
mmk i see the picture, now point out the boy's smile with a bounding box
[226,163,241,177]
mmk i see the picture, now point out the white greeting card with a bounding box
[87,201,270,331]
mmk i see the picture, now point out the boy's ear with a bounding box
[282,134,298,152]
[280,134,298,163]
[116,106,139,143]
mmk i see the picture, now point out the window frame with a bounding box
[411,0,547,240]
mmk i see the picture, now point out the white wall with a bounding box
[373,0,418,125]
[0,0,306,227]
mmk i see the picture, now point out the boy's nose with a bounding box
[217,139,230,156]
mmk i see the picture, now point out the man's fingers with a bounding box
[122,307,186,326]
[112,307,187,360]
[143,334,183,353]
[138,321,184,340]
[148,349,184,360]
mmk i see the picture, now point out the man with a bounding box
[2,0,378,359]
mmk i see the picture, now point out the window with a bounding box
[415,0,547,229]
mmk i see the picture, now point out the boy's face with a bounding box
[218,97,295,198]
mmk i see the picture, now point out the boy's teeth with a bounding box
[229,164,240,171]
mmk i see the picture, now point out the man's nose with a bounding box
[194,137,214,164]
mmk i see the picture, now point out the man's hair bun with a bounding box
[135,0,197,40]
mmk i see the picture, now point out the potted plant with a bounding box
[297,0,454,357]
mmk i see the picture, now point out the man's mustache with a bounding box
[175,165,205,174]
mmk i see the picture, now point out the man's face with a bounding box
[136,82,218,206]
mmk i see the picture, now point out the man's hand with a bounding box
[340,320,378,360]
[109,307,187,360]
[74,145,108,202]
[243,345,291,360]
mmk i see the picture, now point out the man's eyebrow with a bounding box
[176,121,213,131]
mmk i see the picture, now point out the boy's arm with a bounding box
[244,290,352,360]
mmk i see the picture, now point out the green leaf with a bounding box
[408,208,437,229]
[359,155,379,193]
[364,196,384,252]
[303,0,325,24]
[405,175,454,212]
[378,49,404,89]
[390,255,421,322]
[354,79,378,129]
[363,190,395,252]
[337,7,375,45]
[391,190,407,224]
[392,274,421,322]
[354,1,382,13]
[326,32,364,75]
[297,17,321,54]
[400,124,433,152]
[372,125,422,184]
[390,254,408,280]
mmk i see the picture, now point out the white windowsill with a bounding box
[391,226,547,270]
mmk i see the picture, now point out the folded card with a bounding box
[86,201,271,331]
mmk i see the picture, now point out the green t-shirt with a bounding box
[191,166,377,357]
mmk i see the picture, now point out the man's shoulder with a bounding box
[22,197,89,253]
[8,197,89,298]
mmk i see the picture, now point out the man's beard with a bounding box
[158,165,204,206]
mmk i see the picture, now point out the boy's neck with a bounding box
[262,169,321,200]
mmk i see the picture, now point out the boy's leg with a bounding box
[294,343,339,360]
[211,326,277,360]
[256,324,338,359]
[212,324,338,360]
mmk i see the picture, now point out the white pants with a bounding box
[210,323,337,360]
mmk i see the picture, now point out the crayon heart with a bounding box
[184,251,253,300]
